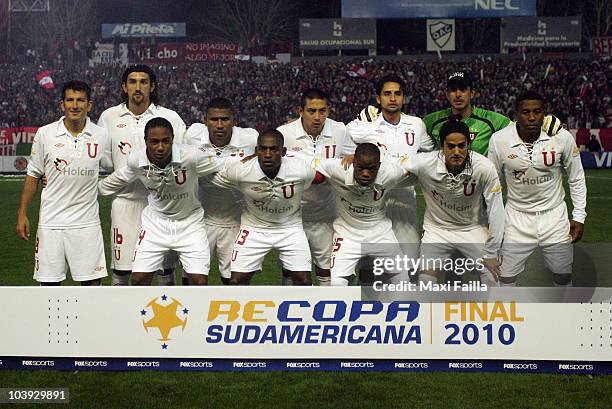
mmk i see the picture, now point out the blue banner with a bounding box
[342,0,536,18]
[580,151,612,169]
[101,23,186,38]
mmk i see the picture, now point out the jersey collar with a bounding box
[255,156,288,181]
[296,119,332,140]
[119,102,157,119]
[56,117,94,139]
[510,124,550,147]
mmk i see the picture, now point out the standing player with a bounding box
[404,118,504,285]
[98,118,223,285]
[98,64,186,286]
[277,89,353,286]
[213,130,315,286]
[315,143,412,286]
[488,91,587,286]
[423,70,562,155]
[16,80,109,285]
[348,74,434,263]
[184,97,258,284]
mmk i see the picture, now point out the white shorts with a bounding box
[500,204,573,277]
[330,226,404,279]
[386,188,420,259]
[231,227,311,273]
[421,226,488,275]
[303,221,334,269]
[205,223,240,279]
[132,208,210,275]
[34,226,107,283]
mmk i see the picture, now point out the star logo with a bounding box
[140,295,189,348]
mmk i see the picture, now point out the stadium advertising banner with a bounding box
[137,43,185,63]
[341,0,536,18]
[101,23,186,38]
[501,17,582,49]
[592,37,612,56]
[184,43,239,62]
[299,19,376,50]
[0,156,30,172]
[0,287,610,373]
[88,43,128,65]
[426,20,456,51]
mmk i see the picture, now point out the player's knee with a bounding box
[500,276,517,285]
[221,277,230,285]
[131,273,153,286]
[187,274,207,286]
[229,272,251,286]
[81,278,102,286]
[291,272,312,286]
[552,273,572,286]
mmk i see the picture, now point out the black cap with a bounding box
[447,71,473,89]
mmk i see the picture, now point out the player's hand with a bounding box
[41,175,47,188]
[357,105,381,122]
[542,115,563,136]
[341,155,354,170]
[16,214,30,241]
[481,257,501,281]
[569,220,584,243]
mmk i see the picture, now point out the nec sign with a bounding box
[341,0,535,18]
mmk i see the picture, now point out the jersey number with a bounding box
[236,229,250,245]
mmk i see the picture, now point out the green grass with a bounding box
[1,171,611,408]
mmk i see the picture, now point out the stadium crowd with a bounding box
[0,57,610,130]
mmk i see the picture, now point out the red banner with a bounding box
[136,43,185,63]
[0,127,39,146]
[592,37,612,56]
[36,71,54,90]
[184,42,238,62]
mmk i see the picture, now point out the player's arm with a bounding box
[183,123,203,147]
[17,130,45,241]
[481,168,505,278]
[561,131,587,242]
[98,154,139,196]
[396,154,419,187]
[486,137,505,183]
[209,157,240,190]
[100,130,113,172]
[417,119,435,152]
[194,146,225,177]
[172,115,188,145]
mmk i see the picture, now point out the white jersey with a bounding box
[27,117,110,229]
[488,125,587,223]
[184,123,257,227]
[278,118,353,223]
[98,144,222,221]
[404,151,504,257]
[316,159,408,241]
[98,103,186,201]
[214,156,315,230]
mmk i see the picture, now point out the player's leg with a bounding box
[210,224,239,285]
[539,204,574,286]
[157,251,176,285]
[419,227,456,284]
[173,218,211,286]
[130,210,169,286]
[277,228,313,286]
[64,225,107,286]
[455,227,498,286]
[387,189,421,283]
[303,221,333,286]
[229,227,268,286]
[500,208,538,286]
[366,231,409,285]
[33,228,68,285]
[330,234,360,286]
[109,198,146,286]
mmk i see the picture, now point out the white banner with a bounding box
[427,19,455,52]
[88,43,128,66]
[0,156,29,172]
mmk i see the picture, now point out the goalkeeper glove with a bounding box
[357,105,381,122]
[542,115,563,136]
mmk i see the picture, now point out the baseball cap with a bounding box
[447,71,473,89]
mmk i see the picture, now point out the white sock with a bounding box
[111,273,130,286]
[479,272,499,287]
[419,273,437,283]
[500,281,516,287]
[317,275,331,286]
[331,276,350,286]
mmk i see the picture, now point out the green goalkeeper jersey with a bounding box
[423,107,511,155]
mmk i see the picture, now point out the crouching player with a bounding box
[212,129,315,286]
[406,118,504,286]
[315,143,413,286]
[98,117,223,285]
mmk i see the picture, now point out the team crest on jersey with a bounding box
[469,132,477,142]
[118,141,132,155]
[87,143,99,158]
[512,169,526,180]
[174,169,187,185]
[507,154,518,159]
[373,189,385,201]
[290,147,302,152]
[405,131,415,146]
[463,181,476,196]
[53,158,68,171]
[116,123,127,128]
[54,143,65,148]
[542,151,556,167]
[282,184,296,199]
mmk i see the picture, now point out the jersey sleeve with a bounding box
[481,165,505,258]
[395,154,420,187]
[195,146,224,177]
[301,159,316,190]
[184,123,203,146]
[560,130,587,223]
[486,137,504,183]
[491,112,512,132]
[346,119,377,144]
[416,118,435,152]
[98,151,139,196]
[26,129,45,178]
[209,157,241,189]
[172,114,187,145]
[316,158,342,180]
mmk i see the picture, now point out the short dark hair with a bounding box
[375,74,406,96]
[300,88,328,108]
[439,115,471,147]
[206,97,234,113]
[121,64,159,104]
[257,128,284,146]
[61,80,91,101]
[144,117,173,140]
[355,142,380,161]
[515,90,544,110]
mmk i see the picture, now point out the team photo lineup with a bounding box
[13,62,589,289]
